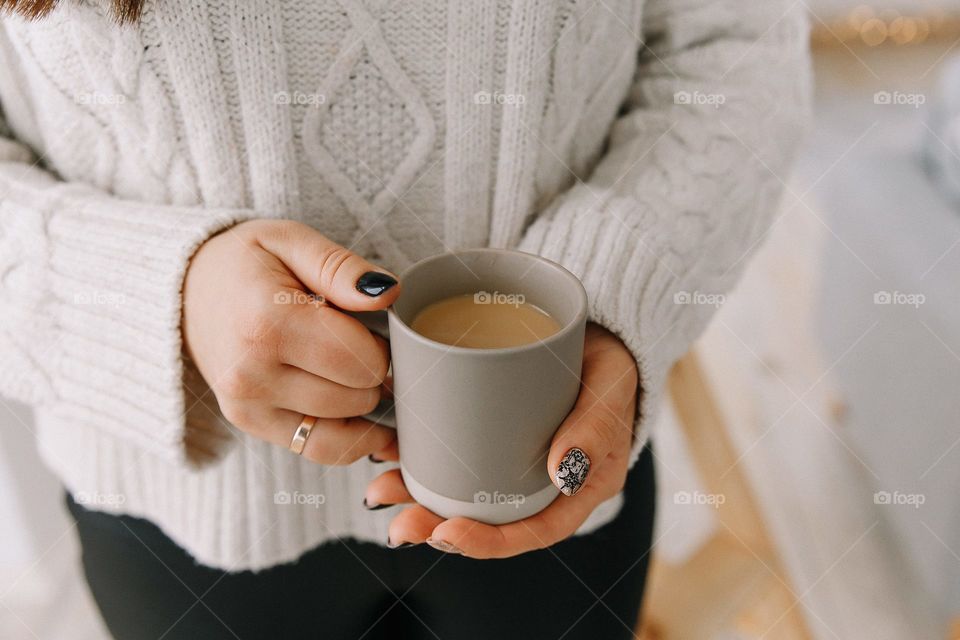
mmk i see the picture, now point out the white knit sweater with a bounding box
[0,0,809,570]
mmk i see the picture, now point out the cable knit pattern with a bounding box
[301,0,437,268]
[0,0,809,570]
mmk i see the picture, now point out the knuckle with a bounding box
[256,218,302,243]
[218,366,258,401]
[232,219,268,241]
[315,245,354,292]
[590,406,625,451]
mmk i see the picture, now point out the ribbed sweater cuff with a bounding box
[0,161,256,466]
[517,189,669,468]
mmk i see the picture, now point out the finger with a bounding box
[388,505,444,548]
[547,335,637,497]
[272,365,381,418]
[429,487,600,558]
[363,468,414,510]
[251,409,397,465]
[255,220,400,311]
[301,416,397,465]
[278,303,390,388]
[368,438,399,463]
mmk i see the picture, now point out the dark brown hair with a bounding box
[1,0,143,22]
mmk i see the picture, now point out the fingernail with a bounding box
[356,272,397,297]
[368,454,384,463]
[555,447,591,496]
[388,540,418,549]
[426,538,463,554]
[363,498,393,511]
[387,538,417,549]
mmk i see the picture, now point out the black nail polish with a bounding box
[368,454,384,463]
[363,498,394,511]
[356,272,397,297]
[555,447,591,496]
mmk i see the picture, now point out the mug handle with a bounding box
[347,310,397,429]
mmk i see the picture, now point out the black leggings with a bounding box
[67,447,655,640]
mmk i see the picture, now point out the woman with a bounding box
[0,0,809,638]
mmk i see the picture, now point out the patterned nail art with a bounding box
[555,447,590,496]
[426,538,463,554]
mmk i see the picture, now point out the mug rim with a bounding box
[387,248,588,356]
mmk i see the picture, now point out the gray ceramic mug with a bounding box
[364,249,587,524]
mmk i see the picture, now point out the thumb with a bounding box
[547,333,637,496]
[256,221,400,311]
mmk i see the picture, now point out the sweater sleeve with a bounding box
[0,115,256,467]
[516,0,811,465]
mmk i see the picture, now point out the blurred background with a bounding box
[2,1,960,638]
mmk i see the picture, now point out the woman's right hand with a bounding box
[182,219,400,464]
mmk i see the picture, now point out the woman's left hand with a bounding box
[364,323,638,558]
